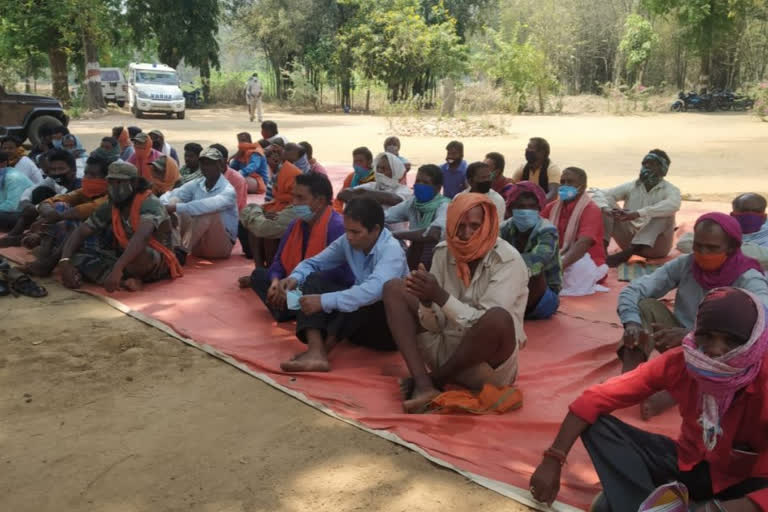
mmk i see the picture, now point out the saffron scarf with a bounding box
[150,156,181,196]
[81,178,108,199]
[236,142,264,164]
[549,192,592,247]
[133,142,155,181]
[280,206,333,275]
[683,287,768,450]
[8,146,26,166]
[412,194,450,230]
[118,127,131,151]
[445,193,499,287]
[111,190,183,279]
[692,212,762,290]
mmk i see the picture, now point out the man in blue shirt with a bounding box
[162,147,238,260]
[439,140,468,199]
[250,172,353,322]
[279,197,409,372]
[229,132,269,194]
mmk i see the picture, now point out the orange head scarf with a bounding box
[237,142,264,164]
[445,193,499,287]
[111,189,183,279]
[81,178,108,198]
[150,156,181,196]
[118,127,131,151]
[133,141,155,181]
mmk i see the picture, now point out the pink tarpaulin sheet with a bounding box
[1,166,732,510]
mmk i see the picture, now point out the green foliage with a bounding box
[619,14,660,82]
[475,27,558,112]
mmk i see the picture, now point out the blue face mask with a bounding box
[511,209,540,231]
[559,185,579,202]
[52,139,62,149]
[293,204,314,221]
[353,165,370,178]
[413,183,437,203]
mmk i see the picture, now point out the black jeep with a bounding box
[0,85,69,145]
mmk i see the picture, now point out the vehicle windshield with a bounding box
[101,70,122,82]
[135,71,178,86]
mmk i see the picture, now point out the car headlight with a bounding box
[137,90,149,99]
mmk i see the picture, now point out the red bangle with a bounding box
[543,447,567,466]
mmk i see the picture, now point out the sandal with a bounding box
[0,277,9,297]
[0,265,47,298]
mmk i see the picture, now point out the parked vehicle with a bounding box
[671,91,715,112]
[127,63,186,119]
[100,67,128,107]
[0,84,69,145]
[711,89,755,111]
[182,86,203,108]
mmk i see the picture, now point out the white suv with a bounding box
[128,63,186,119]
[100,68,128,107]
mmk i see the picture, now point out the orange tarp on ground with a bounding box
[1,166,733,511]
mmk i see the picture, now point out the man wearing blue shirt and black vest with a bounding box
[279,197,409,372]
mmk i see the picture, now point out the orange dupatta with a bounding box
[151,156,181,196]
[133,142,155,181]
[236,142,264,164]
[111,190,183,279]
[280,206,332,275]
[118,127,131,151]
[445,193,499,287]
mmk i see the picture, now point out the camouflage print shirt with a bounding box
[86,193,173,250]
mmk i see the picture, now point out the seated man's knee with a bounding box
[301,272,330,294]
[382,278,407,304]
[638,298,657,312]
[22,204,38,217]
[479,307,514,330]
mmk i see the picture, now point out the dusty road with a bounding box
[71,107,768,201]
[3,108,766,511]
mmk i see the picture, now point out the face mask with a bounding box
[81,178,108,198]
[446,158,456,165]
[108,182,134,204]
[474,181,491,194]
[51,174,68,185]
[639,166,662,188]
[353,164,370,178]
[559,185,579,202]
[525,150,537,164]
[413,183,437,203]
[694,251,729,272]
[375,172,399,189]
[731,212,766,235]
[293,204,314,221]
[385,145,399,155]
[52,139,62,149]
[511,209,540,232]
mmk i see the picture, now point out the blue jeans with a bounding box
[525,286,559,320]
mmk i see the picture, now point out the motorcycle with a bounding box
[183,88,203,108]
[670,91,715,112]
[712,89,755,111]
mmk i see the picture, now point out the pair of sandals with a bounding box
[0,257,48,298]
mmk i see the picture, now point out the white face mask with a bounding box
[375,172,399,190]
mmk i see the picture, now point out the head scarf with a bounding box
[62,134,88,158]
[503,181,547,212]
[412,194,450,230]
[445,193,499,287]
[372,152,406,192]
[644,152,669,176]
[133,139,155,181]
[150,155,181,196]
[692,212,762,290]
[683,287,768,450]
[117,127,131,151]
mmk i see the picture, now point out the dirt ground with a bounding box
[3,108,766,512]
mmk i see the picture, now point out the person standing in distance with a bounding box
[245,73,263,123]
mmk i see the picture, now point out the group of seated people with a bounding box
[3,125,768,511]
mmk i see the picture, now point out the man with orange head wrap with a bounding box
[382,193,529,413]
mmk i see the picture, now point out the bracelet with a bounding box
[59,258,70,263]
[543,447,567,466]
[710,500,726,512]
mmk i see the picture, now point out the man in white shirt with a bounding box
[454,161,506,221]
[162,147,237,260]
[1,136,43,184]
[245,73,263,123]
[592,149,681,267]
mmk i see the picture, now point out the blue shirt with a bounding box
[0,168,34,212]
[289,228,409,313]
[162,174,238,240]
[231,153,269,185]
[440,160,468,199]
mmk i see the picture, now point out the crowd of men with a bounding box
[2,121,768,511]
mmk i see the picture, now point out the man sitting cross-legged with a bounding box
[382,193,529,413]
[385,164,450,270]
[250,172,352,322]
[59,162,183,292]
[531,287,768,512]
[162,147,238,260]
[500,181,562,320]
[618,212,768,419]
[277,198,409,373]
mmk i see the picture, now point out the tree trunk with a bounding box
[83,30,106,110]
[200,56,211,103]
[365,88,370,112]
[48,46,70,105]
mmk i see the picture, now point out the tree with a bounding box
[619,14,660,84]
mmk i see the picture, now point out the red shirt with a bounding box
[570,348,768,510]
[542,198,606,267]
[224,167,248,212]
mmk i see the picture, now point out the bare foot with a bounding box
[21,233,41,249]
[403,386,441,414]
[121,278,144,292]
[280,350,330,373]
[19,259,54,277]
[641,391,676,420]
[238,275,251,288]
[399,377,415,400]
[606,252,631,268]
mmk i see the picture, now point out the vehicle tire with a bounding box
[719,104,732,111]
[134,106,143,119]
[176,111,185,120]
[117,100,125,108]
[166,112,173,119]
[671,101,683,112]
[27,115,63,146]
